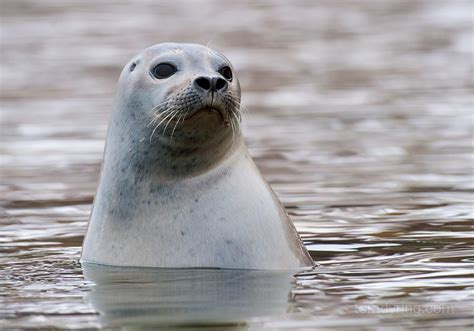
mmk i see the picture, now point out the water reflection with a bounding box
[82,263,296,329]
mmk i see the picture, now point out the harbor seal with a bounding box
[81,43,313,270]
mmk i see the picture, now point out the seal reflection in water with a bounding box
[82,263,296,328]
[81,43,313,269]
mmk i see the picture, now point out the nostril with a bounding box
[195,77,211,90]
[215,78,227,90]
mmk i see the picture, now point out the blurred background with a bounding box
[1,0,473,330]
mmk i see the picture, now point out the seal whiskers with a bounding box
[162,108,183,135]
[171,111,186,139]
[147,100,171,125]
[149,106,176,142]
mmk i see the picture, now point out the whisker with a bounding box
[227,95,249,122]
[149,99,170,113]
[226,95,243,111]
[149,106,176,142]
[230,115,236,151]
[232,108,242,123]
[229,95,247,113]
[205,40,214,63]
[224,96,243,116]
[229,94,245,108]
[162,108,181,135]
[148,107,174,127]
[171,111,186,139]
[230,109,241,125]
[148,100,170,119]
[240,103,250,115]
[154,107,176,128]
[147,101,176,126]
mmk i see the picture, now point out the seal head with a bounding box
[113,43,242,178]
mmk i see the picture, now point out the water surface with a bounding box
[1,0,473,329]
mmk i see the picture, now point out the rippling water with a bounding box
[1,0,473,330]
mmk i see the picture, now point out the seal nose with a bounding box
[194,76,228,92]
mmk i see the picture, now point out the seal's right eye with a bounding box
[152,63,177,79]
[219,66,233,81]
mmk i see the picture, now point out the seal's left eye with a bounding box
[152,63,177,79]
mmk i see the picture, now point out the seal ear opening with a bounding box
[129,62,137,72]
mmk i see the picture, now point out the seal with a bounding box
[81,43,313,270]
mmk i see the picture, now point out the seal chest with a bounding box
[81,43,313,270]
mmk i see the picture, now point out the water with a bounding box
[1,0,473,329]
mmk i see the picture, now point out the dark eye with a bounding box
[219,66,233,81]
[152,63,177,79]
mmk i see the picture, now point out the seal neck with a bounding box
[148,130,244,179]
[104,121,243,180]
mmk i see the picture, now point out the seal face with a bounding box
[81,43,313,270]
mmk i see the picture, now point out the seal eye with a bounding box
[152,63,177,79]
[219,66,233,81]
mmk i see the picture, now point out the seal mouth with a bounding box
[183,107,226,122]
